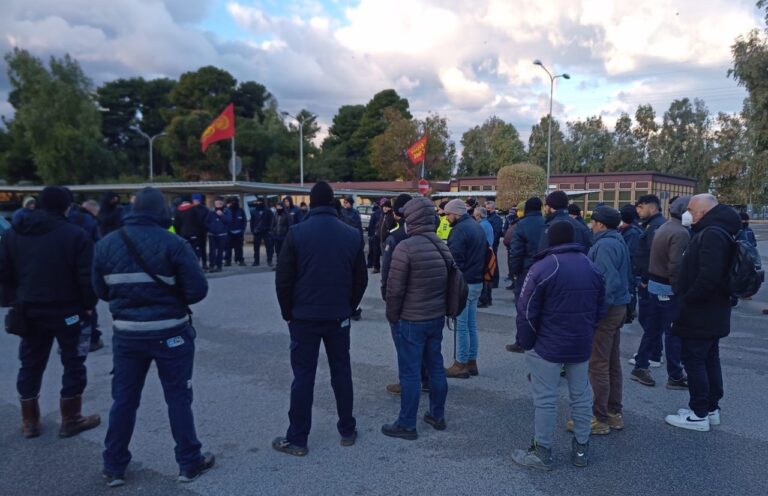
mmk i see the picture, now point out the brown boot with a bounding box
[385,383,401,395]
[466,359,479,376]
[59,396,101,438]
[445,361,470,379]
[20,397,41,438]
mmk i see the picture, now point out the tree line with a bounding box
[1,0,767,207]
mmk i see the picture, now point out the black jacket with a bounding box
[0,210,97,319]
[538,209,592,252]
[275,206,368,322]
[634,212,666,282]
[380,220,408,299]
[508,211,545,276]
[447,213,487,284]
[487,211,504,251]
[98,192,125,238]
[249,205,274,234]
[672,204,741,339]
[174,203,209,238]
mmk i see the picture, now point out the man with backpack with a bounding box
[665,194,742,432]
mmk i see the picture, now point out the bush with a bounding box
[496,163,546,210]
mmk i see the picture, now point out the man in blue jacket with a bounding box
[93,187,213,487]
[249,197,274,266]
[205,198,231,272]
[273,182,368,456]
[513,221,605,470]
[443,199,487,378]
[224,197,247,267]
[582,206,632,435]
[538,191,592,252]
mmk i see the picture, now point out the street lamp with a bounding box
[533,59,570,193]
[282,111,314,187]
[132,127,166,182]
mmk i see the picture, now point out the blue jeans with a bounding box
[286,320,355,447]
[455,283,482,363]
[393,318,448,429]
[681,338,723,418]
[103,326,203,475]
[636,291,684,379]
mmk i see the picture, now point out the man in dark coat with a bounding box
[282,196,303,223]
[367,202,383,273]
[98,191,124,238]
[538,191,592,252]
[249,197,274,266]
[93,187,213,486]
[273,181,368,456]
[174,194,209,269]
[205,198,231,272]
[224,197,247,267]
[485,200,504,289]
[0,186,100,440]
[665,194,741,432]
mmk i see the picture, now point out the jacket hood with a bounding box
[692,203,741,235]
[283,196,295,208]
[534,242,585,260]
[402,197,436,234]
[100,191,120,211]
[593,229,624,244]
[15,209,67,236]
[124,188,172,228]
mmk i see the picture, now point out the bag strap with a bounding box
[119,228,191,315]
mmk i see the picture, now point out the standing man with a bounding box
[665,194,741,431]
[512,221,605,470]
[474,206,494,308]
[205,198,231,273]
[485,201,504,289]
[93,187,213,486]
[271,201,293,265]
[98,191,124,238]
[630,195,667,369]
[224,197,247,267]
[436,200,452,241]
[273,181,368,456]
[505,197,545,353]
[367,202,383,273]
[538,191,592,251]
[631,196,691,389]
[0,186,100,440]
[174,194,209,270]
[249,197,274,267]
[382,197,451,440]
[581,206,632,435]
[443,199,487,378]
[282,196,303,223]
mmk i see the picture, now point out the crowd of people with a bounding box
[0,180,760,486]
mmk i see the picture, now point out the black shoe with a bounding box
[89,339,104,352]
[351,309,362,321]
[372,268,380,274]
[272,437,308,456]
[103,471,125,488]
[421,382,430,393]
[630,368,656,387]
[667,377,689,390]
[571,438,589,468]
[506,343,525,353]
[340,430,358,447]
[224,261,231,267]
[477,302,489,308]
[423,413,446,431]
[381,422,417,440]
[177,452,215,483]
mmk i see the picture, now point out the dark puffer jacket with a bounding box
[672,203,741,339]
[516,243,606,363]
[447,213,487,284]
[385,197,451,323]
[508,211,545,276]
[0,210,97,319]
[93,189,208,340]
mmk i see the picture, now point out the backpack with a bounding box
[705,226,764,299]
[483,246,497,283]
[419,234,469,318]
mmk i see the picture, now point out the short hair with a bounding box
[474,206,488,219]
[636,194,661,209]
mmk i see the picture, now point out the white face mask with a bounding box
[681,211,693,227]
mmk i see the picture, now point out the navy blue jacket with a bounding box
[368,208,382,238]
[93,212,208,340]
[508,211,545,276]
[587,230,632,306]
[447,214,487,284]
[538,209,593,252]
[516,244,606,363]
[249,205,273,234]
[618,222,643,270]
[380,221,408,299]
[634,212,666,282]
[206,208,231,236]
[737,226,757,247]
[487,211,504,250]
[68,207,100,243]
[275,206,368,322]
[228,206,247,235]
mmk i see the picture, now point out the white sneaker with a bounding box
[629,353,662,368]
[665,411,710,432]
[677,408,720,426]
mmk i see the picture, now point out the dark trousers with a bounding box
[185,235,208,267]
[367,236,381,269]
[393,317,448,429]
[513,269,528,300]
[252,231,274,265]
[225,233,244,264]
[286,320,356,447]
[491,244,500,288]
[91,307,102,344]
[479,282,493,305]
[17,316,90,399]
[273,237,285,261]
[589,305,626,422]
[681,337,723,418]
[208,235,226,269]
[103,328,203,474]
[636,291,683,378]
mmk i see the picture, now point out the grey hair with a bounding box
[475,206,488,219]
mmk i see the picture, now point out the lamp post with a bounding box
[282,112,314,187]
[132,127,166,182]
[533,59,570,193]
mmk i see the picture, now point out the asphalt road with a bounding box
[1,230,767,496]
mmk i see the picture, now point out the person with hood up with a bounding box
[340,196,364,239]
[272,201,294,265]
[367,201,383,273]
[249,197,274,266]
[224,197,247,267]
[93,187,212,486]
[283,196,303,223]
[0,186,100,440]
[97,191,124,238]
[174,194,209,270]
[737,212,757,247]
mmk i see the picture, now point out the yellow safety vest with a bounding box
[436,216,452,241]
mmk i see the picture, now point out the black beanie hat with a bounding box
[619,204,636,224]
[545,190,569,210]
[38,186,73,214]
[524,197,543,213]
[592,206,621,229]
[393,193,413,215]
[547,220,574,246]
[567,203,582,216]
[310,181,335,208]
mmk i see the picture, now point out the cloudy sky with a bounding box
[0,0,762,145]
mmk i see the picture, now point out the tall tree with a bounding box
[316,104,366,181]
[458,116,525,176]
[527,116,568,174]
[606,113,643,171]
[633,104,660,170]
[656,98,712,188]
[709,111,749,203]
[564,116,613,173]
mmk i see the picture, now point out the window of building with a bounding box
[603,182,616,189]
[636,182,649,189]
[588,192,600,201]
[619,182,632,189]
[460,186,470,191]
[619,191,632,202]
[587,201,600,212]
[602,191,616,202]
[471,185,482,191]
[558,183,571,189]
[588,183,600,189]
[482,185,492,191]
[635,190,648,198]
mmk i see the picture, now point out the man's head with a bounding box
[129,194,137,205]
[635,194,661,220]
[38,186,73,215]
[22,197,36,210]
[591,206,621,233]
[393,193,413,220]
[192,193,203,205]
[381,199,392,213]
[132,187,171,227]
[82,200,100,217]
[669,195,691,220]
[567,203,582,219]
[282,197,293,208]
[255,197,265,207]
[473,206,488,222]
[341,196,354,209]
[300,201,308,212]
[687,194,718,225]
[438,200,448,216]
[544,190,569,215]
[443,199,467,225]
[524,197,543,214]
[309,181,335,208]
[214,198,225,209]
[485,200,496,214]
[619,204,636,225]
[548,221,574,246]
[740,211,750,228]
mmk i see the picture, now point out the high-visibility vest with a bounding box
[436,216,452,241]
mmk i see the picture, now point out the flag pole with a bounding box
[231,136,236,183]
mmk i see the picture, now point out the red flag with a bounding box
[200,103,235,152]
[406,135,428,165]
